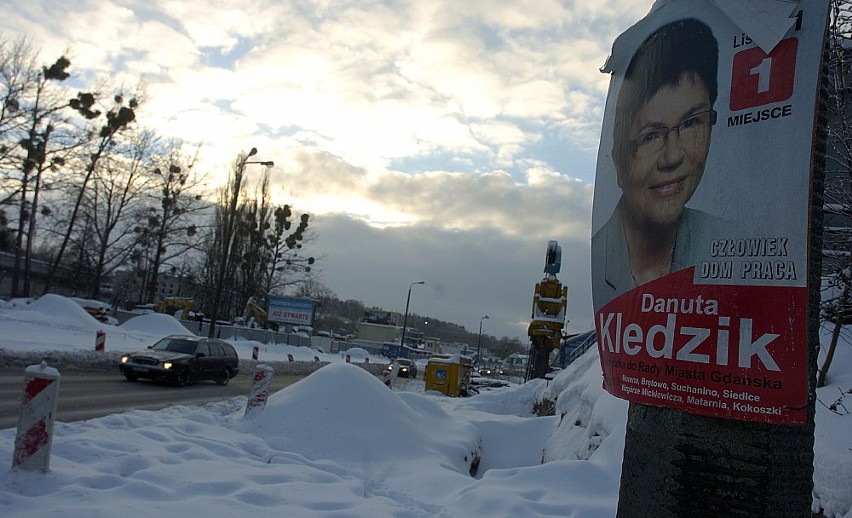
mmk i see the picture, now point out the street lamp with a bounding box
[208,147,274,338]
[399,281,425,352]
[477,315,489,366]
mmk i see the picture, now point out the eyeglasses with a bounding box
[629,109,717,157]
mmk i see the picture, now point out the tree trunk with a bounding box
[817,316,847,387]
[24,154,46,297]
[617,404,815,517]
[12,164,29,298]
[43,142,104,295]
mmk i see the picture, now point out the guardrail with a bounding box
[561,332,597,367]
[178,320,312,347]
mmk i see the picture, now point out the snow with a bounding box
[0,294,850,517]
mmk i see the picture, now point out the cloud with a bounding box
[261,147,596,338]
[0,0,657,338]
[311,212,594,340]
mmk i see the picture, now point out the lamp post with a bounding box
[477,315,489,367]
[208,147,274,338]
[399,281,425,352]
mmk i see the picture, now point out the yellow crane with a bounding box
[154,298,195,320]
[527,241,567,380]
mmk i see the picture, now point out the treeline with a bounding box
[0,35,314,321]
[299,280,526,357]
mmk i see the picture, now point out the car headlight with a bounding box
[120,356,129,363]
[163,362,173,370]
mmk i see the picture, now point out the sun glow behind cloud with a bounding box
[0,0,654,338]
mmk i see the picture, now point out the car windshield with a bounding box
[151,338,197,355]
[398,359,412,366]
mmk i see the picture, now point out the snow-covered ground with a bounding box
[0,294,849,517]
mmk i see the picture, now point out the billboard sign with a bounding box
[591,0,828,424]
[267,296,316,327]
[363,309,400,326]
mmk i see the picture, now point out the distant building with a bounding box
[358,322,398,343]
[503,352,528,373]
[362,308,400,326]
[0,251,94,299]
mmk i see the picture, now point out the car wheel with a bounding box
[216,368,231,386]
[124,372,138,382]
[176,368,190,387]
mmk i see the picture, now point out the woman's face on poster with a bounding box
[618,73,713,230]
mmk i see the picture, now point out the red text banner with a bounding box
[596,268,808,424]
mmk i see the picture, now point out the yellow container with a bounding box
[424,354,474,397]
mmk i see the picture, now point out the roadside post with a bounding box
[12,362,61,472]
[244,364,274,420]
[252,345,259,360]
[384,361,399,389]
[95,330,105,352]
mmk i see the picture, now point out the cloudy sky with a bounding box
[0,0,657,340]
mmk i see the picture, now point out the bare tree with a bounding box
[236,167,314,309]
[138,141,208,303]
[819,0,852,387]
[42,90,137,293]
[80,128,157,299]
[203,151,315,335]
[205,150,259,337]
[0,36,86,296]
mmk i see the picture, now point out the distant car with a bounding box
[119,335,239,387]
[478,367,493,376]
[388,358,418,378]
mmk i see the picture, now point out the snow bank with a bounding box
[119,313,194,336]
[246,362,481,476]
[2,294,104,331]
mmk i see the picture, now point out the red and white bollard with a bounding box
[384,362,399,389]
[252,346,259,360]
[95,330,106,352]
[13,362,61,472]
[244,365,274,420]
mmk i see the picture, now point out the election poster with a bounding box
[591,0,829,424]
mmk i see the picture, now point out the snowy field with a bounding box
[0,294,849,517]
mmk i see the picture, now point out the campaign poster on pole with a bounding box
[591,0,828,424]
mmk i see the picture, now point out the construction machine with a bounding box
[526,241,568,380]
[154,297,195,320]
[238,296,268,328]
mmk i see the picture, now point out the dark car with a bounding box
[388,358,418,378]
[119,335,239,387]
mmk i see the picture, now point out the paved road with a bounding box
[0,368,307,430]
